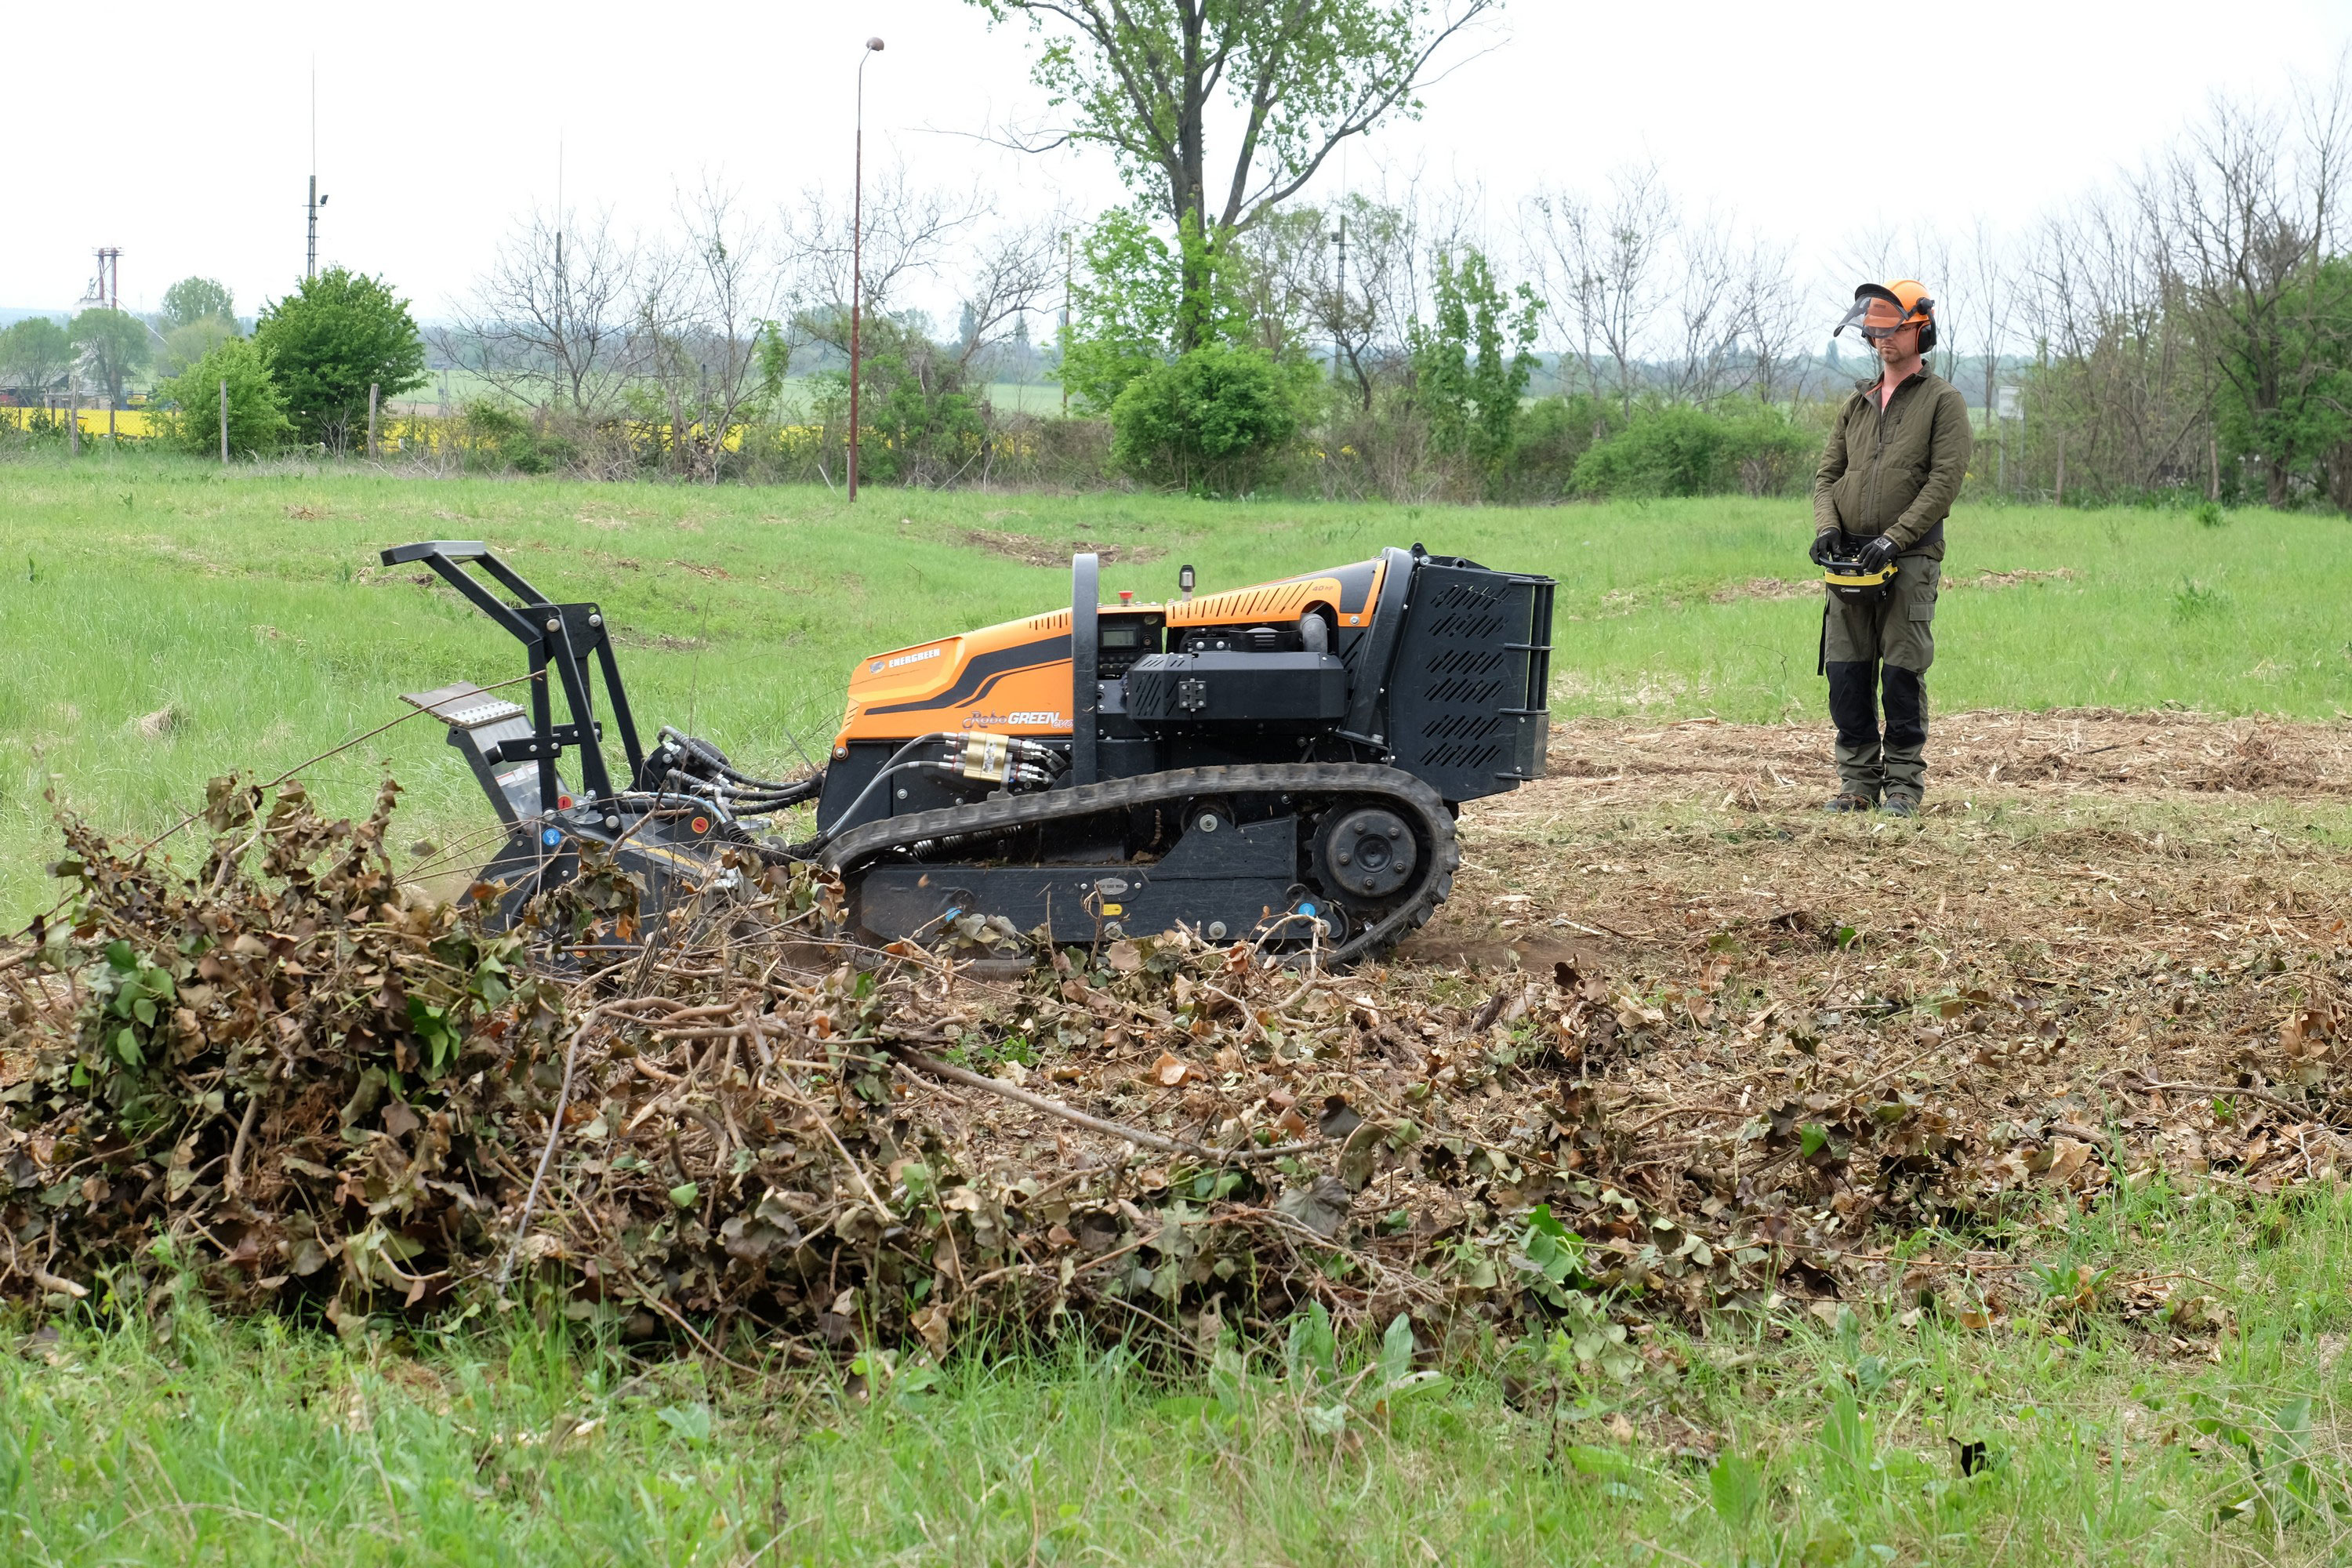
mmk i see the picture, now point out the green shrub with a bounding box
[154,337,292,458]
[457,400,575,474]
[1497,394,1621,502]
[253,267,427,451]
[1570,402,1819,499]
[1570,405,1730,498]
[1717,404,1820,496]
[1407,247,1541,484]
[844,318,989,487]
[1110,343,1308,492]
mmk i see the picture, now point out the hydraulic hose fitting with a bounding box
[947,733,1065,786]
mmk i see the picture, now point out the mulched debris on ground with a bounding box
[2,710,2347,1367]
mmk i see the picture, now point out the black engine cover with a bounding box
[1123,650,1346,731]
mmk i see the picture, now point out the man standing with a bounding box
[1809,280,1974,816]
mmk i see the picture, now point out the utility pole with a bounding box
[849,36,884,502]
[220,379,230,465]
[95,246,124,441]
[1061,231,1073,416]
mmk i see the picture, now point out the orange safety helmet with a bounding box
[1835,280,1937,353]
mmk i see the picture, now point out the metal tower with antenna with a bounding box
[305,61,328,279]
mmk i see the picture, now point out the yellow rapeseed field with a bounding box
[2,406,160,437]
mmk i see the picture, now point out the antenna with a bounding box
[554,133,565,385]
[306,59,321,280]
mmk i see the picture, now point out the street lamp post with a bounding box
[850,35,884,502]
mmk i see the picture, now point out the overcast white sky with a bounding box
[9,0,2349,330]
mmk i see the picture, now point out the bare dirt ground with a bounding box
[1360,710,2352,1323]
[1417,708,2352,971]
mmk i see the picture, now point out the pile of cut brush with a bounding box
[2,777,2346,1363]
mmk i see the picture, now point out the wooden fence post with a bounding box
[2054,431,2067,507]
[220,379,229,465]
[367,383,379,460]
[67,383,80,456]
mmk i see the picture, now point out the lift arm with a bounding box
[382,541,648,807]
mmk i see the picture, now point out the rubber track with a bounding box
[820,763,1461,966]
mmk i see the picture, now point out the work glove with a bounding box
[1807,532,1839,567]
[1856,535,1898,574]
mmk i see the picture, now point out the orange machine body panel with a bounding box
[830,557,1391,748]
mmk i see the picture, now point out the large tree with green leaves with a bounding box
[69,309,152,408]
[972,0,1495,349]
[160,277,236,332]
[253,267,427,449]
[160,318,238,379]
[0,317,73,397]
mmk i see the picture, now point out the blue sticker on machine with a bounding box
[542,828,563,848]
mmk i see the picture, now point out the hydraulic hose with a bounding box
[807,731,1068,848]
[809,734,957,848]
[655,724,813,793]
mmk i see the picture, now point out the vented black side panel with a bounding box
[1383,564,1553,801]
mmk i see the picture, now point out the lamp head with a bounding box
[866,36,884,50]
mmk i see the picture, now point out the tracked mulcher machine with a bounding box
[388,541,1553,964]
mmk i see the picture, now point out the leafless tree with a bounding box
[1955,217,2013,424]
[1661,211,1740,404]
[780,161,989,352]
[441,205,644,415]
[2013,187,2198,496]
[1298,191,1423,410]
[637,179,782,481]
[1234,172,1484,412]
[1523,164,1672,416]
[954,205,1076,365]
[1231,206,1330,363]
[2138,67,2351,503]
[1731,233,1809,405]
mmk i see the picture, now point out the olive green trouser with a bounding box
[1820,555,1940,802]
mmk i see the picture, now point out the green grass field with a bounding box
[3,451,2346,921]
[9,1179,2352,1563]
[8,452,2352,1565]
